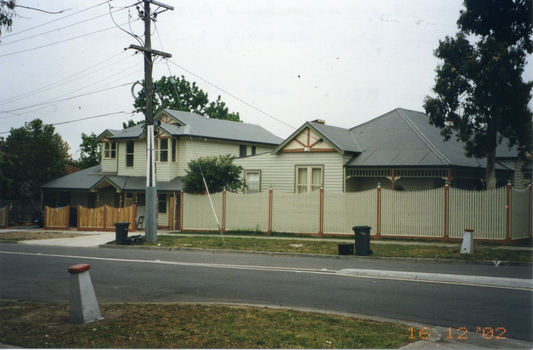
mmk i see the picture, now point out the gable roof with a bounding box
[345,108,487,168]
[273,121,362,154]
[96,110,283,146]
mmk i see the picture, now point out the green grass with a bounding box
[140,234,533,262]
[0,301,418,348]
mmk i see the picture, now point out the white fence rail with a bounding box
[180,185,532,243]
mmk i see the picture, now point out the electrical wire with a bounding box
[3,1,112,39]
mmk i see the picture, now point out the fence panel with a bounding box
[272,192,320,234]
[44,205,69,230]
[78,206,105,230]
[381,188,444,238]
[105,206,137,232]
[0,206,8,228]
[511,188,530,240]
[323,190,377,235]
[226,192,269,231]
[182,193,223,230]
[448,187,506,240]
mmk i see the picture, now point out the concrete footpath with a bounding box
[1,227,532,349]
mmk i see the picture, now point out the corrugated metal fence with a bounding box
[181,185,532,243]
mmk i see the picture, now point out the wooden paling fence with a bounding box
[0,206,8,228]
[180,184,532,244]
[77,205,137,232]
[44,205,69,230]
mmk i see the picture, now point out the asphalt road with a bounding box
[1,243,532,343]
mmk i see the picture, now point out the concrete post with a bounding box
[460,229,474,254]
[68,264,103,324]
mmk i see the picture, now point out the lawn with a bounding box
[0,301,421,348]
[141,233,533,262]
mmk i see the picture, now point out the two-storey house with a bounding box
[41,109,283,228]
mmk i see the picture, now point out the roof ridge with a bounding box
[397,109,452,165]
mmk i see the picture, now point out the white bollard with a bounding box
[68,264,103,324]
[460,229,474,254]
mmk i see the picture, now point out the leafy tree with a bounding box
[75,132,100,170]
[0,119,71,202]
[122,119,144,129]
[423,0,532,189]
[0,0,16,39]
[182,155,244,194]
[134,75,240,122]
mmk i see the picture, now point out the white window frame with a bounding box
[125,141,134,167]
[244,170,261,194]
[295,166,323,193]
[103,142,116,159]
[155,138,169,163]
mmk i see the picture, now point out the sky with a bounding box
[1,0,531,160]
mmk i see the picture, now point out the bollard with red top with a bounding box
[68,263,103,324]
[460,229,474,254]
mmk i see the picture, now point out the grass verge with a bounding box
[142,234,533,262]
[0,301,419,349]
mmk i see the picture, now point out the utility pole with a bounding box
[128,0,173,242]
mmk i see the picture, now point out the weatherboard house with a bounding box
[41,107,530,230]
[41,109,283,229]
[234,108,530,194]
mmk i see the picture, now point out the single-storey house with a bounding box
[41,109,283,228]
[234,108,531,193]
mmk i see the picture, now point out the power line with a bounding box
[0,50,131,106]
[0,83,135,117]
[3,1,112,39]
[0,111,134,135]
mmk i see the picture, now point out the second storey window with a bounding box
[172,139,178,162]
[155,139,168,162]
[104,142,116,159]
[126,141,134,167]
[296,166,323,193]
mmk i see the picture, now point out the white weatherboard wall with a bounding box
[235,152,347,193]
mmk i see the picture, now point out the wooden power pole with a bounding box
[128,0,173,242]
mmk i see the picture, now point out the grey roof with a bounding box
[42,165,183,192]
[273,121,362,154]
[345,108,512,169]
[104,110,283,146]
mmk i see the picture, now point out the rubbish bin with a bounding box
[114,222,130,245]
[352,225,372,256]
[338,243,354,255]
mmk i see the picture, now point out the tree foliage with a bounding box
[182,155,244,194]
[423,0,532,189]
[0,119,71,202]
[134,75,240,122]
[0,0,16,39]
[74,132,100,170]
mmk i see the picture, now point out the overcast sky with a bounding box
[1,0,531,159]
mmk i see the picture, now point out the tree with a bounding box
[0,0,16,39]
[0,119,71,202]
[182,155,244,194]
[75,132,100,170]
[423,0,532,189]
[134,75,241,122]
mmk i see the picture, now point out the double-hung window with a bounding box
[245,171,261,194]
[126,141,134,167]
[296,166,323,193]
[104,142,116,159]
[155,139,168,162]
